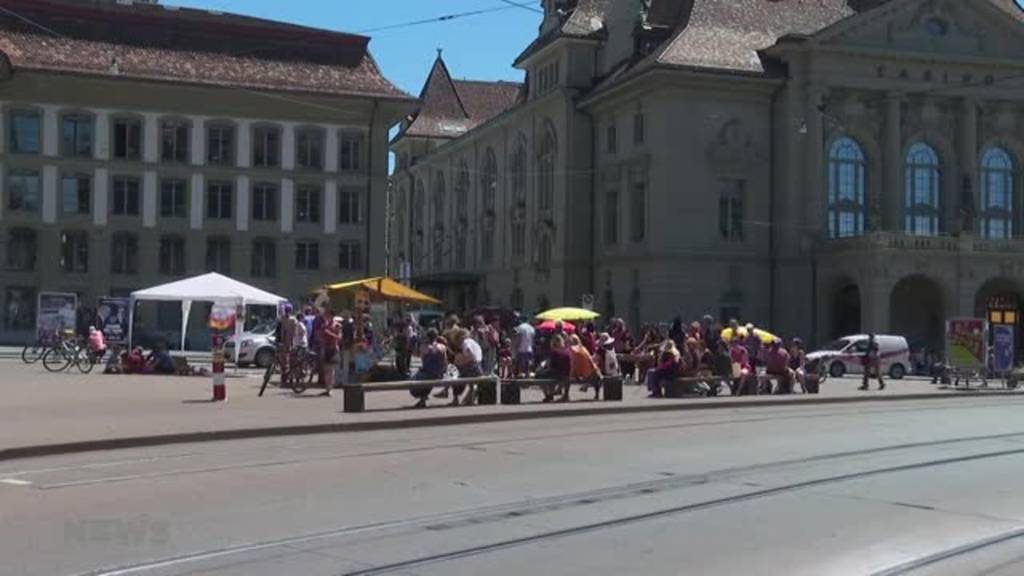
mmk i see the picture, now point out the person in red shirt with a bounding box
[318,309,340,397]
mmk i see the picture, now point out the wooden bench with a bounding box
[342,376,500,413]
[500,377,623,405]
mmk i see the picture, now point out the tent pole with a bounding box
[128,297,135,349]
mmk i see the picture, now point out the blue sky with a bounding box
[167,0,543,96]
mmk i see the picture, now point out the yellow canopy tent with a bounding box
[319,277,441,306]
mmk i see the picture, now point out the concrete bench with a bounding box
[342,376,500,413]
[500,377,623,405]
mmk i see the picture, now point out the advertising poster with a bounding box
[36,292,78,340]
[946,318,987,371]
[97,297,130,345]
[992,324,1015,374]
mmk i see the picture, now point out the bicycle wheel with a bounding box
[259,359,276,397]
[22,342,44,364]
[74,348,95,374]
[290,358,309,394]
[42,347,72,373]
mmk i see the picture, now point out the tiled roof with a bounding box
[400,57,522,140]
[0,0,409,99]
[514,0,611,66]
[655,0,855,73]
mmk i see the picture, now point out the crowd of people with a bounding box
[381,312,837,409]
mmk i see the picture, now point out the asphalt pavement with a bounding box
[4,396,1024,575]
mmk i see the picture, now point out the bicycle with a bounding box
[259,345,318,396]
[21,331,57,364]
[41,331,97,374]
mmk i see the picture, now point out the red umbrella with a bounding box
[536,320,576,333]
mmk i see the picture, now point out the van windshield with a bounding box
[822,338,851,351]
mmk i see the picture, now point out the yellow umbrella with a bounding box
[721,326,779,344]
[536,307,601,322]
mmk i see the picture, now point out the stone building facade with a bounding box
[391,0,1024,353]
[0,0,414,345]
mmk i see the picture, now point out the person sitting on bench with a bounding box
[569,334,603,400]
[765,339,794,394]
[410,329,447,409]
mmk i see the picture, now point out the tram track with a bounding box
[78,432,1024,576]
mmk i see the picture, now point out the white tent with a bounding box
[129,272,287,361]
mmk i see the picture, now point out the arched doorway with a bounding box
[890,275,945,354]
[975,278,1023,363]
[831,281,861,339]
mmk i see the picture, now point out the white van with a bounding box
[807,334,911,379]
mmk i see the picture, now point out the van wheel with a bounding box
[889,363,906,380]
[829,361,846,378]
[255,348,275,369]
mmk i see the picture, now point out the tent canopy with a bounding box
[132,272,287,306]
[323,277,441,305]
[129,273,287,356]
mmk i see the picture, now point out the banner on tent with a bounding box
[97,297,131,345]
[37,292,77,340]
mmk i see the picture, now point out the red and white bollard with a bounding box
[212,334,226,402]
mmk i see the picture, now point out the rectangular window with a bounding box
[62,114,94,158]
[718,178,745,241]
[205,237,231,274]
[7,169,40,212]
[252,126,280,168]
[295,186,321,223]
[338,241,363,271]
[111,176,140,216]
[251,239,276,278]
[206,182,233,220]
[110,233,139,275]
[112,118,142,160]
[252,183,277,221]
[60,231,89,273]
[338,188,362,224]
[630,177,646,243]
[340,134,362,172]
[295,241,320,271]
[296,129,324,170]
[158,236,186,276]
[9,110,41,154]
[6,228,37,271]
[206,124,234,166]
[160,119,190,163]
[160,179,187,219]
[607,124,617,155]
[634,112,645,145]
[61,174,91,215]
[604,188,619,245]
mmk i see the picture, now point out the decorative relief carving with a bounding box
[705,118,767,173]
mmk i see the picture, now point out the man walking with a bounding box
[512,313,535,377]
[859,333,885,391]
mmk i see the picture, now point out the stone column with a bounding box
[236,120,252,168]
[324,179,338,235]
[861,273,892,334]
[42,106,59,157]
[142,171,158,228]
[883,92,903,232]
[236,175,250,232]
[190,173,204,231]
[959,98,978,235]
[41,165,57,224]
[94,111,110,161]
[190,116,206,167]
[325,128,339,173]
[281,123,296,171]
[804,86,826,236]
[143,113,159,164]
[280,178,294,234]
[93,168,108,227]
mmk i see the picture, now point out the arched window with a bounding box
[538,125,556,213]
[980,147,1014,239]
[905,142,941,236]
[511,136,527,260]
[481,148,498,263]
[432,172,446,270]
[827,137,866,239]
[454,162,470,270]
